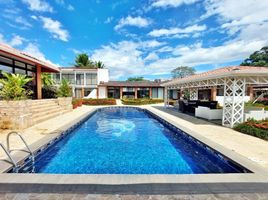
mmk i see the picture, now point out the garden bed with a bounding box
[83,98,116,105]
[234,119,268,140]
[121,98,164,105]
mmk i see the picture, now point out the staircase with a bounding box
[30,99,70,124]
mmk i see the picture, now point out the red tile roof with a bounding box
[99,81,163,87]
[163,66,268,86]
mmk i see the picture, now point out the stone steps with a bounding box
[33,110,69,124]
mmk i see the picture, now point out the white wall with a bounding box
[98,86,107,99]
[216,96,250,106]
[97,69,109,84]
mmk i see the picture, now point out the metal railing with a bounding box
[0,142,18,172]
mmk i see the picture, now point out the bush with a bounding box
[83,98,116,105]
[57,79,72,97]
[234,119,268,140]
[42,85,57,99]
[121,98,164,105]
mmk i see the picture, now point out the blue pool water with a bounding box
[26,107,247,174]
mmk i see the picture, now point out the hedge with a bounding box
[82,98,116,105]
[234,120,268,140]
[121,98,164,105]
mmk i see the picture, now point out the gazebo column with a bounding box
[36,65,42,99]
[164,87,168,107]
[248,86,254,101]
[189,88,198,100]
[211,87,217,101]
[222,77,246,128]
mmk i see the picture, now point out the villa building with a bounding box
[0,43,59,99]
[53,67,109,98]
[98,80,164,99]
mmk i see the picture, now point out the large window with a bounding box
[86,73,97,85]
[62,73,75,84]
[137,88,149,98]
[108,87,120,99]
[152,88,164,99]
[76,73,84,85]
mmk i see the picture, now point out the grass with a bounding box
[121,98,164,105]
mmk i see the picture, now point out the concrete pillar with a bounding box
[134,88,138,99]
[81,88,84,98]
[120,87,123,99]
[36,65,42,99]
[211,87,217,101]
[96,88,99,99]
[149,88,152,99]
[248,86,254,101]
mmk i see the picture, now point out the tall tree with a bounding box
[171,66,196,78]
[127,77,145,81]
[74,53,94,68]
[240,46,268,66]
[94,61,105,68]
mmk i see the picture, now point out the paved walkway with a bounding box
[146,105,268,169]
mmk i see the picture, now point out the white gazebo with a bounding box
[162,66,268,128]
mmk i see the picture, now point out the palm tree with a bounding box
[74,53,94,68]
[94,61,105,68]
[41,73,54,86]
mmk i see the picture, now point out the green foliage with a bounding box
[240,46,268,66]
[234,120,268,140]
[74,53,105,69]
[245,101,268,110]
[41,73,54,86]
[57,79,72,97]
[83,98,116,105]
[0,72,33,100]
[75,53,95,68]
[171,66,196,78]
[94,61,105,68]
[42,85,57,99]
[121,98,164,105]
[127,77,145,81]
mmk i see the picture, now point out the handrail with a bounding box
[0,142,18,172]
[7,131,35,164]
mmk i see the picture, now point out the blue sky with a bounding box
[0,0,267,80]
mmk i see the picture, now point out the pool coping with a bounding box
[0,105,268,194]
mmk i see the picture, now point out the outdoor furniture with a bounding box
[195,106,223,120]
[178,100,218,114]
[244,108,268,121]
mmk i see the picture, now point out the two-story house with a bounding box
[53,67,109,98]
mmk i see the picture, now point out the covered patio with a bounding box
[162,66,268,127]
[0,43,59,99]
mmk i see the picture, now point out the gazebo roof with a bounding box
[0,43,59,72]
[162,66,268,87]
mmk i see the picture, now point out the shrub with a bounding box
[121,98,164,105]
[83,98,116,105]
[0,72,33,100]
[234,119,268,140]
[72,99,79,109]
[57,79,72,97]
[42,85,57,99]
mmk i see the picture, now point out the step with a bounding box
[32,107,64,118]
[31,104,60,113]
[33,110,70,124]
[30,102,59,109]
[30,99,58,104]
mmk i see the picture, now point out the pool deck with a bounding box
[0,104,268,197]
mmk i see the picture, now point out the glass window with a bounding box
[76,73,84,85]
[152,88,158,98]
[86,73,97,85]
[0,56,12,65]
[15,61,26,68]
[15,67,26,75]
[27,64,35,71]
[53,73,61,84]
[62,73,74,84]
[123,87,134,92]
[0,64,13,73]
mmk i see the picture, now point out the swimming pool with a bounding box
[19,107,249,174]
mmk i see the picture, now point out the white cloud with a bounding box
[67,4,74,11]
[0,34,25,47]
[39,16,70,42]
[22,0,53,12]
[104,17,113,24]
[144,52,159,61]
[148,24,206,37]
[151,0,199,8]
[141,40,166,48]
[115,16,151,30]
[55,0,74,11]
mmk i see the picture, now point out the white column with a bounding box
[222,77,246,128]
[84,72,86,86]
[189,88,198,100]
[164,87,168,108]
